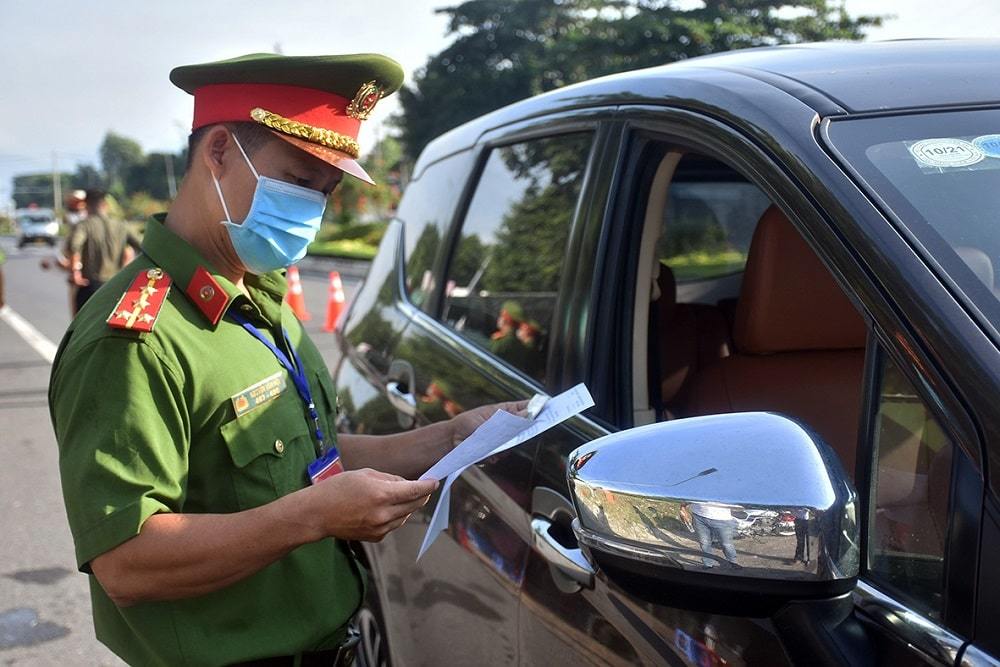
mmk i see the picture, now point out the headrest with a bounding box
[734,206,866,354]
[955,246,995,291]
[655,262,677,319]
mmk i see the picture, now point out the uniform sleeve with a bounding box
[50,336,190,571]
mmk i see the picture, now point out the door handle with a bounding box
[531,516,594,589]
[385,381,417,417]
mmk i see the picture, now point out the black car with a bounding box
[330,40,1000,666]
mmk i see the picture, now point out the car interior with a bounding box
[631,149,951,566]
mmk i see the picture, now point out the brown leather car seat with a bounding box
[682,206,867,476]
[651,264,731,417]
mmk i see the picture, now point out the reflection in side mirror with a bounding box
[568,413,859,603]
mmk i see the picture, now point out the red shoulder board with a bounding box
[107,268,173,332]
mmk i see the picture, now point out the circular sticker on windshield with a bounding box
[972,134,1000,159]
[909,138,985,168]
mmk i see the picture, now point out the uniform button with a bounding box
[274,439,285,454]
[240,304,254,313]
[199,285,216,301]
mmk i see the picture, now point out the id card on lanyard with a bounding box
[230,312,343,484]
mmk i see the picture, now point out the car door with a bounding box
[516,109,989,665]
[517,122,805,666]
[363,115,613,665]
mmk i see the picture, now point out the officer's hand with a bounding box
[307,468,438,542]
[72,271,90,287]
[449,399,530,447]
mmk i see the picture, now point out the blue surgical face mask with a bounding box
[212,135,327,275]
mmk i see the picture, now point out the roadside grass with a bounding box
[307,221,387,260]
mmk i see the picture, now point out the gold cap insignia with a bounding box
[346,80,383,120]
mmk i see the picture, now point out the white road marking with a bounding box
[0,305,58,364]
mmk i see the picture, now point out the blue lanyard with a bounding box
[230,312,325,452]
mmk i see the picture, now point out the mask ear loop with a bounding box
[213,132,259,224]
[231,133,260,180]
[212,172,233,224]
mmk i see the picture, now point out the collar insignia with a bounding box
[185,266,229,326]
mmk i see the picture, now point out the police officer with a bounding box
[49,53,524,666]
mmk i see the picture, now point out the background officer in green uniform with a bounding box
[0,245,6,310]
[66,188,141,313]
[49,53,525,666]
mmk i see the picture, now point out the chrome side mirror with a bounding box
[568,413,859,603]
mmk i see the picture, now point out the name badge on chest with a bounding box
[231,371,287,418]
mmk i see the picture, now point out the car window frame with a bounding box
[604,105,984,639]
[858,328,984,637]
[600,111,875,431]
[397,108,616,394]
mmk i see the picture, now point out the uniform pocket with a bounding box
[220,391,313,509]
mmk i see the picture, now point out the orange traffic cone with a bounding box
[285,266,311,321]
[323,271,346,332]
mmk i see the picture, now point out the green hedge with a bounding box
[307,239,379,260]
[662,250,747,282]
[308,221,387,260]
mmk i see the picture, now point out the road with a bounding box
[0,237,363,665]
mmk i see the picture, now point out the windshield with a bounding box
[826,109,1000,336]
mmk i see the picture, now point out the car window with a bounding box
[398,150,475,312]
[440,132,593,384]
[868,351,953,620]
[657,158,771,284]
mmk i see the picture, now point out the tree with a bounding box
[73,163,104,189]
[481,133,591,293]
[125,152,176,201]
[327,135,406,226]
[99,132,144,197]
[12,173,70,209]
[396,0,885,159]
[12,164,108,209]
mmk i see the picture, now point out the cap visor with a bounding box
[272,132,375,185]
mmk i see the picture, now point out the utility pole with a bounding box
[51,150,62,214]
[164,153,177,198]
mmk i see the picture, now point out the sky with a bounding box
[2,0,999,208]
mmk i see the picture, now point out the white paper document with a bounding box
[416,383,594,559]
[419,410,533,482]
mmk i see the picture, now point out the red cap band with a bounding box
[191,83,361,139]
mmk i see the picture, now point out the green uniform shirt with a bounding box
[49,215,363,666]
[66,213,141,282]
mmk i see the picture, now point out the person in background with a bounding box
[65,188,141,313]
[688,502,741,568]
[0,246,6,310]
[41,191,90,313]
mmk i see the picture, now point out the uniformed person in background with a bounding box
[48,53,524,666]
[66,188,141,313]
[0,245,6,310]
